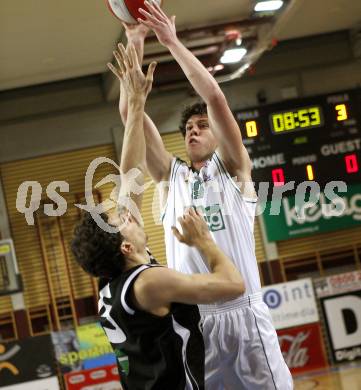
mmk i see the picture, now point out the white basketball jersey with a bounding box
[162,152,261,295]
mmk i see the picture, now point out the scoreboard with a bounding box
[235,88,361,188]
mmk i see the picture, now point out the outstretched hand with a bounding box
[172,208,211,247]
[107,43,157,100]
[138,0,177,47]
[121,21,149,42]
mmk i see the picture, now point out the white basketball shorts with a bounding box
[199,292,294,390]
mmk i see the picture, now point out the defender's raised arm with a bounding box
[116,23,172,184]
[108,44,157,213]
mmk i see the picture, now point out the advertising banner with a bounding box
[262,182,361,241]
[277,323,328,375]
[64,365,122,390]
[51,329,82,374]
[262,278,319,330]
[315,272,361,363]
[0,335,59,389]
[51,323,115,374]
[314,270,361,297]
[76,323,115,370]
[1,377,60,390]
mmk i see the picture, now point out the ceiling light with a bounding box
[254,1,284,12]
[220,48,247,64]
[214,64,225,71]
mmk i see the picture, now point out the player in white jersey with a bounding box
[117,3,293,388]
[162,152,261,294]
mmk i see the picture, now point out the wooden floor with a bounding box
[294,365,361,390]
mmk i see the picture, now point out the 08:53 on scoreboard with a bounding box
[235,88,361,188]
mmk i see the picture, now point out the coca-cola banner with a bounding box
[277,323,328,375]
[315,272,361,363]
[262,278,319,330]
[64,364,123,390]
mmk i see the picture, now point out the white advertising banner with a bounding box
[262,278,319,330]
[1,376,60,390]
[315,271,361,363]
[314,270,361,298]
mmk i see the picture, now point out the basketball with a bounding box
[106,0,162,24]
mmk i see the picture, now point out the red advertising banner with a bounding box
[64,365,122,390]
[277,323,328,375]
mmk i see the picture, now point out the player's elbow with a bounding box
[225,271,245,296]
[201,280,245,303]
[207,88,226,107]
[225,280,245,300]
[228,272,246,299]
[120,163,146,178]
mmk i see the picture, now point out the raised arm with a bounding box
[133,208,245,315]
[117,23,172,183]
[108,44,156,214]
[139,2,254,191]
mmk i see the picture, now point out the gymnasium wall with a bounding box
[0,145,118,338]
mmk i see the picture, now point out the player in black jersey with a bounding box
[71,44,245,390]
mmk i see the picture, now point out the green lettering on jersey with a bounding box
[205,204,225,232]
[186,204,226,232]
[192,179,204,200]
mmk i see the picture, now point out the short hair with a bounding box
[71,211,125,279]
[179,102,208,137]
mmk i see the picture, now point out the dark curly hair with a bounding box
[71,211,125,279]
[179,102,208,137]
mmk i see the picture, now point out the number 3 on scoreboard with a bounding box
[335,104,348,121]
[309,107,321,126]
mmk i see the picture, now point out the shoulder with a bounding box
[132,266,175,315]
[167,157,190,183]
[213,150,257,201]
[173,157,189,171]
[133,266,176,296]
[132,267,191,313]
[115,265,157,315]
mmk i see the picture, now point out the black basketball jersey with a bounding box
[98,263,205,390]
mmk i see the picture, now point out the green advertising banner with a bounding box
[262,182,361,241]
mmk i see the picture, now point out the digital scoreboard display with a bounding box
[235,88,361,188]
[270,106,323,133]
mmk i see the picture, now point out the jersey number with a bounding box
[99,284,127,344]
